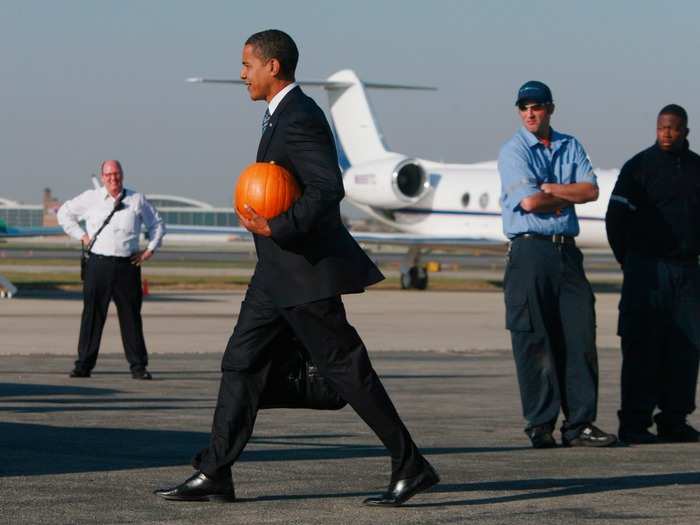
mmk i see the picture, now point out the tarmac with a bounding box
[2,289,700,524]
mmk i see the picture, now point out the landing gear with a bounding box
[400,266,428,290]
[399,245,429,290]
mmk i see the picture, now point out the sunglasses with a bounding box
[518,103,548,112]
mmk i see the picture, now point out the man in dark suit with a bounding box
[155,29,438,507]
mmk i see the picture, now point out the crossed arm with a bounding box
[520,182,599,213]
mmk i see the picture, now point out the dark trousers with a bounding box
[76,255,149,372]
[618,255,700,431]
[198,284,423,482]
[504,238,599,439]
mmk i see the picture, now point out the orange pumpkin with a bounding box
[234,162,300,220]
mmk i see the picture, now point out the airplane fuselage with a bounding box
[346,160,618,248]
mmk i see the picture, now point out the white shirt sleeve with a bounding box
[57,190,92,241]
[141,195,166,252]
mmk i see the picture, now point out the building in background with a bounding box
[147,195,238,228]
[0,190,239,229]
[0,197,43,228]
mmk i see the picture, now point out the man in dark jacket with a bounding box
[155,29,438,506]
[606,104,700,444]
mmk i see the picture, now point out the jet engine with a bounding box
[342,156,430,209]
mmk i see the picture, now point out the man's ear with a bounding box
[548,103,556,116]
[269,58,281,78]
[684,127,690,139]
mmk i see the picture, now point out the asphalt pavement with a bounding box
[1,289,699,524]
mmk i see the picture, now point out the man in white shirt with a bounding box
[57,160,165,379]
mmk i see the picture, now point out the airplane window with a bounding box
[479,192,489,209]
[461,193,470,207]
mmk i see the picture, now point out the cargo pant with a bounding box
[504,237,599,441]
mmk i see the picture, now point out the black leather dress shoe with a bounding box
[154,471,236,502]
[618,428,658,445]
[69,368,91,378]
[363,462,440,507]
[131,368,152,380]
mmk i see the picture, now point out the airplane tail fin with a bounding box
[323,70,390,166]
[186,71,435,167]
[322,70,434,167]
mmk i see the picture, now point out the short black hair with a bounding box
[245,29,298,80]
[659,104,688,127]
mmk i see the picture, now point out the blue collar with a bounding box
[518,126,570,150]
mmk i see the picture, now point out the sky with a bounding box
[3,1,700,212]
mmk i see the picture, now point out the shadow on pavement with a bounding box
[251,472,700,505]
[0,421,526,477]
[401,473,700,507]
[0,382,119,397]
[484,281,621,294]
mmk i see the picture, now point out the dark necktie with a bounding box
[262,108,271,135]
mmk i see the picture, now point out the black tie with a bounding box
[262,108,271,135]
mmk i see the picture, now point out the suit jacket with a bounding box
[252,86,384,307]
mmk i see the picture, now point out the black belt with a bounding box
[89,252,133,263]
[512,233,576,245]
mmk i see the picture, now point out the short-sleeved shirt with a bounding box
[498,126,597,238]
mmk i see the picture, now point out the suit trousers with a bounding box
[198,284,423,482]
[76,255,149,371]
[618,256,700,430]
[504,238,599,440]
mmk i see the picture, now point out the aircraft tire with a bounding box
[412,266,428,290]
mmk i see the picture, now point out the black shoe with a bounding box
[363,462,440,507]
[154,471,236,502]
[69,368,91,378]
[618,428,658,445]
[527,425,556,449]
[131,368,152,380]
[562,424,617,447]
[657,422,700,443]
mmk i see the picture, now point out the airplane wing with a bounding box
[0,225,65,238]
[349,231,504,247]
[165,225,251,238]
[165,224,502,247]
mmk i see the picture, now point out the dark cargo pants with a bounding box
[504,238,599,440]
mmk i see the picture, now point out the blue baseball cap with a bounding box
[515,80,553,106]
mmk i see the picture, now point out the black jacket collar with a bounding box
[257,86,302,160]
[652,139,690,159]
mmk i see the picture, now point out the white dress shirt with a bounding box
[267,82,298,116]
[57,187,165,256]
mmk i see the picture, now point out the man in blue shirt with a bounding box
[498,81,617,449]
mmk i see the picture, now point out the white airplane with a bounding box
[185,69,619,289]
